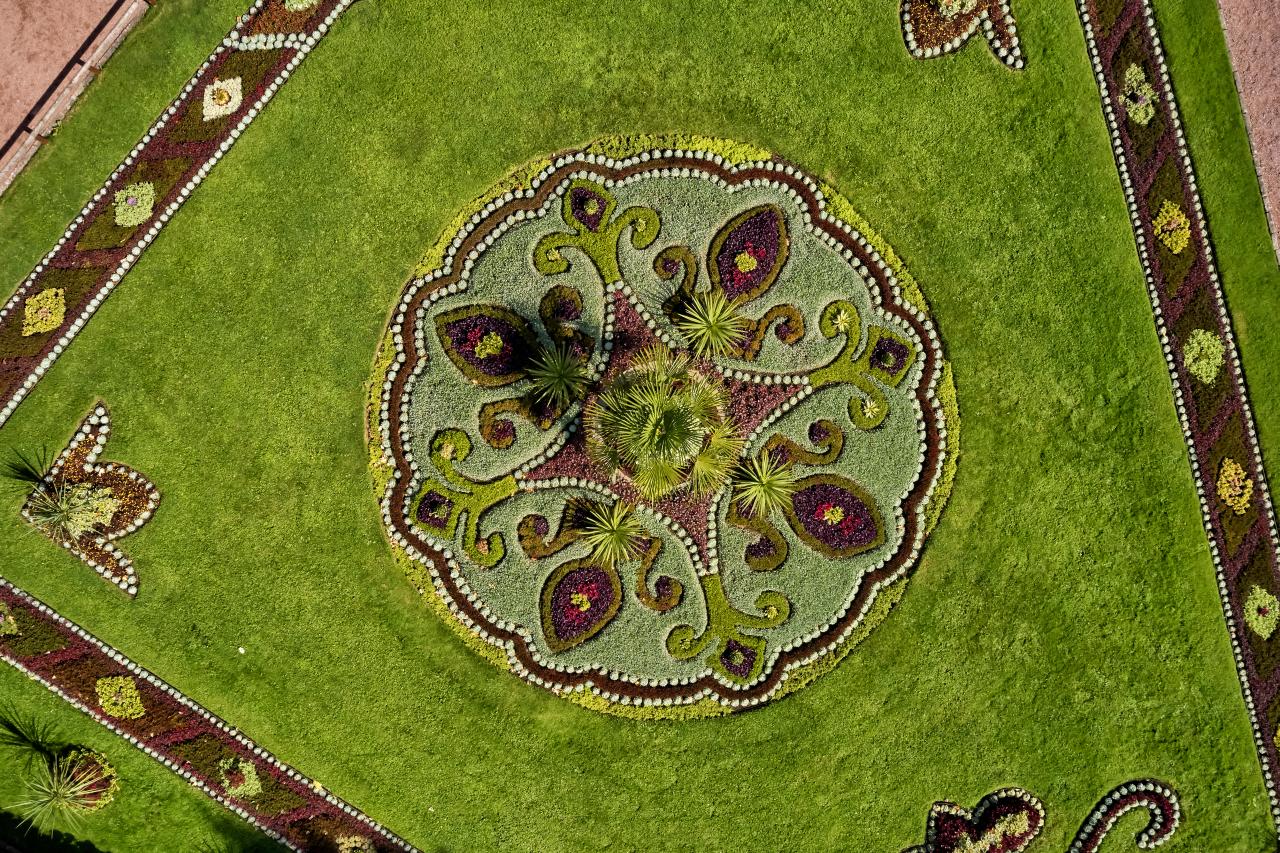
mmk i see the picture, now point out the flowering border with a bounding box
[0,578,416,852]
[1078,0,1280,835]
[900,0,1025,69]
[0,0,360,432]
[905,780,1180,852]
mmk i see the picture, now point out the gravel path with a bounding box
[1217,0,1280,263]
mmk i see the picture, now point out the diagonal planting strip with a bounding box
[0,578,419,851]
[0,0,360,430]
[1078,0,1280,836]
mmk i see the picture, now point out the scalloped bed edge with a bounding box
[365,133,961,720]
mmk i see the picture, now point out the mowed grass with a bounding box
[0,0,1278,850]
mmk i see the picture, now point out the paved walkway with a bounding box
[1217,0,1280,263]
[0,0,150,196]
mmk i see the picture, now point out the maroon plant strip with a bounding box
[0,0,357,431]
[1079,0,1280,833]
[383,153,948,706]
[0,579,417,851]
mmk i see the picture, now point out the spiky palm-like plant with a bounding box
[674,289,751,358]
[2,447,52,489]
[12,749,119,832]
[527,342,589,410]
[576,501,646,567]
[24,481,117,543]
[5,446,117,543]
[0,704,62,770]
[733,451,799,518]
[584,346,742,501]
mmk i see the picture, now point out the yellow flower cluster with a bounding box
[1217,457,1253,516]
[21,287,65,337]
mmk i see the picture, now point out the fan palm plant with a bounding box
[584,346,742,501]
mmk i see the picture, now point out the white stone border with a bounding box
[19,402,158,595]
[908,787,1046,852]
[1066,779,1181,851]
[901,0,1025,69]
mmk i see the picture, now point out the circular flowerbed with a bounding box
[373,137,956,716]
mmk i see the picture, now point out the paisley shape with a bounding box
[655,245,698,322]
[538,284,594,356]
[763,419,845,468]
[905,788,1045,853]
[519,501,588,560]
[568,184,611,233]
[633,537,683,613]
[708,205,789,303]
[541,558,622,652]
[736,303,805,361]
[434,304,536,387]
[784,474,884,558]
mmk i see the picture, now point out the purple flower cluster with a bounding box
[569,186,608,232]
[719,639,758,679]
[549,565,617,643]
[715,207,783,300]
[416,491,453,529]
[791,483,878,551]
[443,315,522,377]
[870,337,910,375]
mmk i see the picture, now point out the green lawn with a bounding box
[1,0,1278,849]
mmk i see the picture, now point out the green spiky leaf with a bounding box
[674,289,751,358]
[734,452,799,518]
[526,342,589,409]
[577,501,646,567]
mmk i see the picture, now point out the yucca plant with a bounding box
[527,342,589,410]
[584,346,742,501]
[1,446,52,489]
[12,748,119,832]
[576,501,646,567]
[24,480,118,543]
[733,451,800,518]
[0,704,62,770]
[674,289,751,358]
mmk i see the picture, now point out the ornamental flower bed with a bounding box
[16,403,159,596]
[372,138,960,716]
[905,781,1180,853]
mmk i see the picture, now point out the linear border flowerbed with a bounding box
[1077,0,1280,834]
[0,0,361,432]
[0,578,416,852]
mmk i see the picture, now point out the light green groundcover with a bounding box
[0,0,1278,849]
